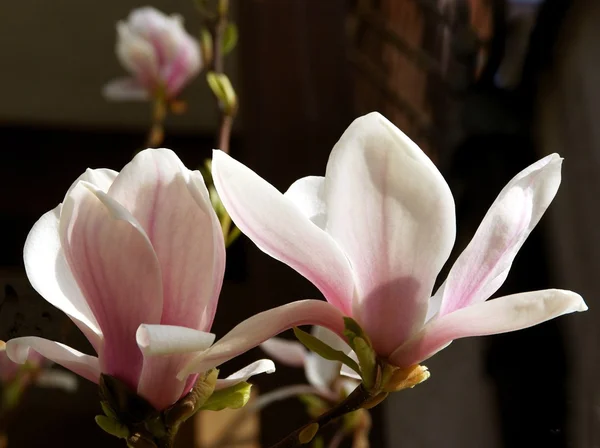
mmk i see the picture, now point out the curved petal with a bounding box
[135,324,216,410]
[116,21,160,88]
[178,300,346,379]
[324,112,456,355]
[6,337,100,384]
[305,326,350,390]
[212,150,354,314]
[214,359,276,390]
[103,77,149,101]
[260,338,307,368]
[390,289,587,368]
[284,176,327,229]
[439,154,563,316]
[60,181,163,389]
[109,148,225,332]
[23,205,102,352]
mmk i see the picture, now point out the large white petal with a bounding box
[23,205,102,352]
[6,337,100,384]
[212,150,355,315]
[284,176,327,229]
[438,154,563,316]
[390,289,587,368]
[60,181,163,388]
[178,300,346,379]
[109,148,225,332]
[260,337,307,368]
[324,112,456,355]
[214,359,276,390]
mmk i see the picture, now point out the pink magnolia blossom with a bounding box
[261,327,360,401]
[6,149,273,411]
[179,112,586,376]
[103,7,201,101]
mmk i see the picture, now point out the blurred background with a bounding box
[0,0,599,446]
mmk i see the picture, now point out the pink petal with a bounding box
[212,150,354,315]
[136,324,216,410]
[24,205,102,352]
[324,112,456,355]
[6,337,100,384]
[178,300,346,379]
[438,154,562,316]
[108,148,225,332]
[59,181,163,390]
[214,359,276,390]
[390,289,587,368]
[260,338,307,368]
[103,77,150,101]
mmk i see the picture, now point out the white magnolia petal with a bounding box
[439,154,563,316]
[304,326,351,389]
[212,150,355,314]
[116,21,159,86]
[109,148,225,332]
[6,337,100,384]
[324,112,456,355]
[103,77,149,101]
[260,338,307,368]
[284,176,327,229]
[390,289,587,368]
[136,324,216,356]
[178,300,346,379]
[23,205,102,351]
[214,359,276,390]
[340,364,362,380]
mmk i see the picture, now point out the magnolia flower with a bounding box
[0,342,77,396]
[6,149,273,411]
[180,112,587,376]
[261,327,359,401]
[103,7,201,101]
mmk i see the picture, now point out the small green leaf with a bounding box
[95,415,130,439]
[352,337,377,389]
[225,225,241,247]
[200,381,252,411]
[100,400,117,420]
[199,28,213,66]
[222,23,238,54]
[299,423,319,444]
[293,327,360,375]
[206,72,237,115]
[343,317,371,347]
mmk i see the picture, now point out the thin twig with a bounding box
[268,384,374,448]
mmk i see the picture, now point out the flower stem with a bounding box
[146,95,167,148]
[268,384,375,448]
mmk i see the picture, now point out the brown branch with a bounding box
[268,384,375,448]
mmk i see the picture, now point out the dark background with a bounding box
[1,0,599,447]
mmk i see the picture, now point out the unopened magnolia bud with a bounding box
[383,365,430,393]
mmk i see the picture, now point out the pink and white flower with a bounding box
[103,7,201,101]
[180,112,586,375]
[6,149,273,411]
